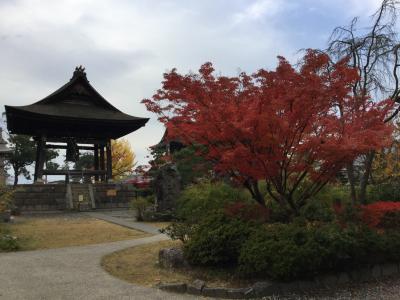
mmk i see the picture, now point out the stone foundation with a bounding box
[12,183,137,211]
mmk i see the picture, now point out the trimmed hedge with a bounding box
[238,223,393,280]
[175,212,400,281]
[184,213,256,266]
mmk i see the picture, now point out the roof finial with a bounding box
[71,65,87,80]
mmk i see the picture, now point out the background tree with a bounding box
[7,134,36,186]
[326,0,400,204]
[71,139,136,181]
[172,145,211,187]
[372,120,400,184]
[74,152,95,170]
[111,138,136,180]
[44,149,59,183]
[143,51,393,216]
[73,152,95,182]
[148,138,211,187]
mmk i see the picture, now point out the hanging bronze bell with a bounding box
[66,139,80,162]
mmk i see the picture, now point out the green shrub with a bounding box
[335,202,363,225]
[183,213,257,266]
[367,183,400,203]
[311,184,350,204]
[0,186,15,213]
[238,223,328,280]
[0,234,19,251]
[379,230,400,261]
[159,222,197,243]
[299,199,334,222]
[130,196,153,221]
[225,201,269,223]
[379,210,400,229]
[176,181,251,223]
[0,226,19,252]
[238,223,388,281]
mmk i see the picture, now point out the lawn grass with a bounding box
[101,240,252,288]
[5,215,149,250]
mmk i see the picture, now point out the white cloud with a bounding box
[0,0,382,180]
[346,0,382,15]
[233,0,286,23]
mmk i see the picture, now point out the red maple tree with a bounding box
[142,50,393,215]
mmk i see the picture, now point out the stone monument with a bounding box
[154,163,181,212]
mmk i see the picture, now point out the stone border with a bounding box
[158,262,400,298]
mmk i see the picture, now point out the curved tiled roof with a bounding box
[5,67,149,139]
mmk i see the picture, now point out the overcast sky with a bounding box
[0,0,383,174]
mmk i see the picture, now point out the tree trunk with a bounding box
[346,162,357,204]
[244,179,266,207]
[359,151,375,204]
[13,169,18,186]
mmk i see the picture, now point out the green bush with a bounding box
[367,183,400,203]
[130,196,153,221]
[0,185,15,213]
[299,199,335,222]
[176,181,251,223]
[335,202,363,225]
[311,184,350,204]
[0,234,19,251]
[379,210,400,229]
[183,213,257,266]
[238,223,390,281]
[379,230,400,261]
[238,223,327,280]
[0,226,19,252]
[159,222,197,243]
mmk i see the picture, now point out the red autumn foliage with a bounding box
[362,201,400,228]
[142,50,393,214]
[224,202,270,223]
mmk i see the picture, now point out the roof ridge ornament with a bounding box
[71,65,87,81]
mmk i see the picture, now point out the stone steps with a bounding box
[70,184,92,211]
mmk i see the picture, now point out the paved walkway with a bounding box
[0,211,200,300]
[85,211,160,235]
[0,234,199,300]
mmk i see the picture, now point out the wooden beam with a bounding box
[45,144,96,151]
[40,137,108,145]
[106,140,112,182]
[43,169,107,176]
[94,145,99,182]
[100,146,105,182]
[34,135,46,182]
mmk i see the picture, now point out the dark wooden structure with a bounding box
[5,66,149,183]
[151,129,185,155]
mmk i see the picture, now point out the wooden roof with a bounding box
[5,66,149,140]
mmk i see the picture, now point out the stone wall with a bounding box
[13,183,137,211]
[13,184,67,211]
[93,183,136,209]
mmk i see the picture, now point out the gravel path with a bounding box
[0,234,198,300]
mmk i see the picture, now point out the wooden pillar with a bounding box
[106,140,112,182]
[100,146,105,182]
[94,145,99,182]
[34,135,46,183]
